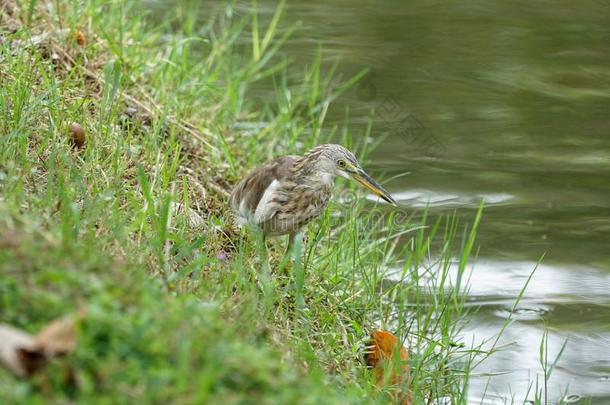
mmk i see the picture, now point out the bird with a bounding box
[230,144,397,256]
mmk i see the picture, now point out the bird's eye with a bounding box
[337,159,346,168]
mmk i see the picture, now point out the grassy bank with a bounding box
[0,1,548,403]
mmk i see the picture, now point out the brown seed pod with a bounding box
[69,123,86,149]
[75,29,86,46]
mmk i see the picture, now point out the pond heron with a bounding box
[230,144,396,256]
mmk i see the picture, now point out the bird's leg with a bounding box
[260,234,271,271]
[251,225,269,269]
[290,232,305,309]
[277,232,306,309]
[253,232,277,302]
[286,232,298,258]
[278,232,300,275]
[287,231,306,261]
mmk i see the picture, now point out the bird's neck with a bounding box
[293,154,336,187]
[293,170,335,187]
[318,171,334,186]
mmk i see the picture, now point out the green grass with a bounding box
[0,1,562,403]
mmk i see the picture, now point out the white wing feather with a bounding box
[253,179,280,224]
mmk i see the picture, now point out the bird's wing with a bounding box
[230,155,297,225]
[254,179,280,223]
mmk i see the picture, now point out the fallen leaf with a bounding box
[0,307,86,378]
[16,347,47,376]
[33,314,78,357]
[0,324,36,377]
[364,330,411,405]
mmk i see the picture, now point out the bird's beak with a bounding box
[351,169,397,206]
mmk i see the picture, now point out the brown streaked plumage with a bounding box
[230,144,396,254]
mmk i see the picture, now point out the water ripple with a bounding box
[389,189,514,208]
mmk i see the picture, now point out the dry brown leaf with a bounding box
[0,307,86,378]
[33,315,78,357]
[364,330,412,405]
[0,324,36,377]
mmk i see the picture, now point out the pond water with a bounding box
[151,0,610,402]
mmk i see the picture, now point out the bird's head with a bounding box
[311,144,397,206]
